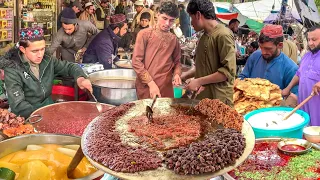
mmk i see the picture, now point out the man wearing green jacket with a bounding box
[0,27,93,118]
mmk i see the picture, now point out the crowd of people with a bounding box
[0,0,318,133]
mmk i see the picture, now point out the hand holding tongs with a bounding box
[186,87,201,114]
[146,95,158,123]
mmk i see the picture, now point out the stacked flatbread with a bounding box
[234,78,283,115]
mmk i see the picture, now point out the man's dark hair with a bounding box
[187,0,216,20]
[19,37,45,48]
[140,12,151,21]
[250,41,259,49]
[229,19,240,26]
[34,2,42,7]
[258,33,284,46]
[159,1,179,18]
[109,22,126,30]
[308,25,320,33]
[178,4,185,9]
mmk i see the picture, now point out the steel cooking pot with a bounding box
[89,69,137,106]
[0,134,104,180]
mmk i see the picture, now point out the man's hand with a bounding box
[281,87,291,97]
[148,81,161,98]
[77,77,93,93]
[78,47,87,56]
[312,81,320,95]
[172,74,182,86]
[185,78,202,91]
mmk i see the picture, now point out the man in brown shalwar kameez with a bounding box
[132,1,182,99]
[183,0,236,105]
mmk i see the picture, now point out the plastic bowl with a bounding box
[303,126,320,143]
[245,107,310,139]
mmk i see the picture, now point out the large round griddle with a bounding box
[81,98,255,180]
[30,101,114,135]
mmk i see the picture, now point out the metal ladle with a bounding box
[89,92,102,113]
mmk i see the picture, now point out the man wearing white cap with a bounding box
[131,0,155,31]
[79,2,97,26]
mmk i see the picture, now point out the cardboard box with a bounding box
[1,10,6,19]
[2,31,8,39]
[7,30,12,39]
[7,20,12,28]
[2,20,7,29]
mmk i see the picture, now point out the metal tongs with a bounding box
[146,95,158,123]
[186,87,201,114]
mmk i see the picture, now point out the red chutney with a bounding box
[281,144,306,152]
[229,141,292,179]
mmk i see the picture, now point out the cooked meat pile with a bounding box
[128,113,201,150]
[0,109,25,130]
[83,103,162,173]
[234,78,282,115]
[195,98,244,132]
[3,124,36,137]
[163,129,246,175]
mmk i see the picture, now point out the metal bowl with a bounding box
[89,69,137,106]
[30,101,114,136]
[115,60,132,69]
[303,126,320,143]
[277,138,312,155]
[0,134,104,180]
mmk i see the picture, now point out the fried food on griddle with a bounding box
[234,78,282,115]
[195,98,244,131]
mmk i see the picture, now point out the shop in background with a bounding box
[19,0,60,47]
[0,0,14,55]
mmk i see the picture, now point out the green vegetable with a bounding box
[235,150,320,180]
[0,167,16,180]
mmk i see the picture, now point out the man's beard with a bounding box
[308,43,320,54]
[263,49,279,61]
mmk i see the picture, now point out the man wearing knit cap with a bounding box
[0,27,92,118]
[83,14,128,69]
[79,2,97,26]
[49,8,99,62]
[239,24,299,107]
[57,0,83,30]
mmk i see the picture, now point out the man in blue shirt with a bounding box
[238,24,298,107]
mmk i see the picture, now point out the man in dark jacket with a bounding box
[115,0,126,15]
[0,27,92,118]
[178,4,191,37]
[83,14,128,69]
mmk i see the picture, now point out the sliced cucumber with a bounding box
[0,167,16,180]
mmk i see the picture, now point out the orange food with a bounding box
[3,124,36,137]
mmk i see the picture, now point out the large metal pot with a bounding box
[89,69,137,106]
[0,134,104,180]
[30,101,114,136]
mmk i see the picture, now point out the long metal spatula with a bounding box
[146,95,158,123]
[67,146,84,179]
